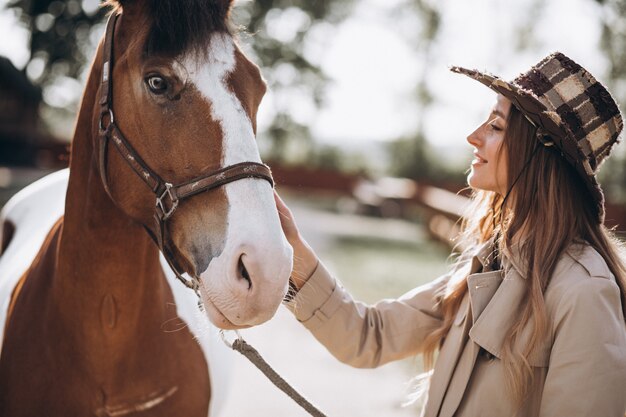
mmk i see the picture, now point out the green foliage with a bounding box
[7,0,106,86]
[388,133,432,180]
[232,0,354,162]
[310,144,371,175]
[263,112,312,163]
[592,0,626,203]
[387,132,465,185]
[387,0,447,184]
[410,0,440,44]
[322,235,449,303]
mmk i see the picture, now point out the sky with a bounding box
[304,0,604,150]
[0,0,606,160]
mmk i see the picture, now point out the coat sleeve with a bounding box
[284,261,452,368]
[539,275,626,417]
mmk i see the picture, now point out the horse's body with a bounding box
[0,1,292,415]
[0,170,231,416]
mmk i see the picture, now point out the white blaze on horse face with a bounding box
[185,33,293,327]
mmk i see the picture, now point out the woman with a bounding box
[275,52,626,417]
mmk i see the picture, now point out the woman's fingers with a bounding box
[274,190,298,239]
[273,190,319,290]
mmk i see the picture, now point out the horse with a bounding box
[0,0,293,415]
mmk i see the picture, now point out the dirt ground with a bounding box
[216,307,421,417]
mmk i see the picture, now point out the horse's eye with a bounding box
[146,75,168,94]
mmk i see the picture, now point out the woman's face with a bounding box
[466,95,511,195]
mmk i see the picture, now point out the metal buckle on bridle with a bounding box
[98,109,114,133]
[156,183,179,220]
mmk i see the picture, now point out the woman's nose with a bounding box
[466,125,483,147]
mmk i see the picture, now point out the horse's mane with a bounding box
[104,0,233,56]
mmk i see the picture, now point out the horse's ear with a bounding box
[103,0,135,16]
[216,0,235,21]
[102,0,122,11]
[105,0,233,18]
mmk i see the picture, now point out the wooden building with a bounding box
[0,56,67,168]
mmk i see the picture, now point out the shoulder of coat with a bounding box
[564,243,612,279]
[544,244,614,315]
[542,243,613,295]
[547,244,611,290]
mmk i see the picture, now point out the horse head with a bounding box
[95,0,293,329]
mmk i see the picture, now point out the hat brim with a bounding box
[450,66,564,136]
[451,66,605,222]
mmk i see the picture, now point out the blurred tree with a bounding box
[388,0,626,201]
[385,0,442,183]
[388,132,432,180]
[388,131,465,186]
[234,0,355,163]
[5,0,355,162]
[592,0,626,203]
[310,143,371,175]
[7,0,105,87]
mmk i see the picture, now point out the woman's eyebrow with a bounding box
[491,109,506,119]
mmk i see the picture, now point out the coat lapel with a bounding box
[424,240,531,417]
[468,266,549,366]
[423,241,493,417]
[436,270,504,417]
[468,270,505,324]
[468,268,526,360]
[423,293,472,417]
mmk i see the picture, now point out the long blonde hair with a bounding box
[421,104,626,405]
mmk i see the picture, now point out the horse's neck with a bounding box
[54,181,164,328]
[50,46,168,343]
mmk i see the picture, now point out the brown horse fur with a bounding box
[0,0,275,415]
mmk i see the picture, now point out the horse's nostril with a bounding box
[238,256,252,289]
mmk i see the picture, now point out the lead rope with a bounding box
[220,330,328,417]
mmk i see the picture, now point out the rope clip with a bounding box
[219,329,243,349]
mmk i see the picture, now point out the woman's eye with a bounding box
[489,123,503,131]
[146,75,168,94]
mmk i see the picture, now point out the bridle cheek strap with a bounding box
[97,12,274,292]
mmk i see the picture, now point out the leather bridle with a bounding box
[97,13,274,292]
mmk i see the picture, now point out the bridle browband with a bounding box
[97,13,274,293]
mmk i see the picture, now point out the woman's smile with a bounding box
[472,152,488,165]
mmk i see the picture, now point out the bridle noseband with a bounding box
[97,13,274,292]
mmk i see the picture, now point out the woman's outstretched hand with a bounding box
[274,191,319,291]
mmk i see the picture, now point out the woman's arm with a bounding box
[275,191,449,368]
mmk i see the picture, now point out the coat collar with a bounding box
[470,237,529,278]
[467,244,550,366]
[468,239,594,365]
[501,242,529,278]
[470,238,496,274]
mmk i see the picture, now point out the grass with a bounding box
[318,234,451,304]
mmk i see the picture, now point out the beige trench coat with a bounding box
[286,241,626,416]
